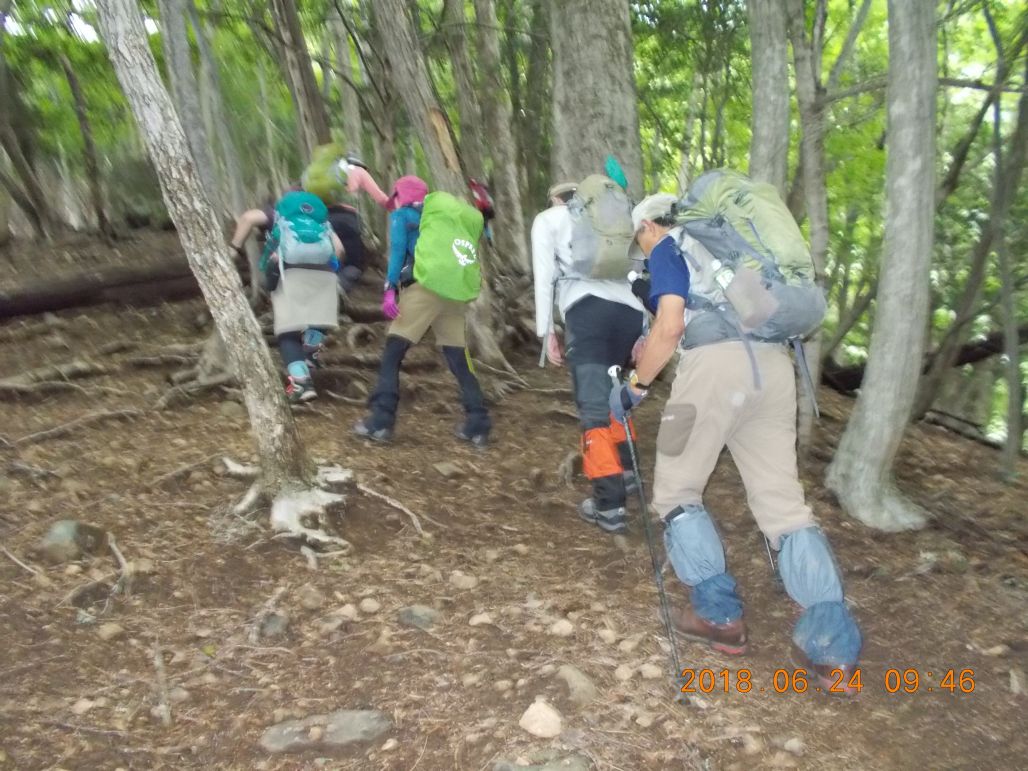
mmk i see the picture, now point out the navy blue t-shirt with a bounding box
[647,234,691,307]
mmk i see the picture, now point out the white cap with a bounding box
[631,193,678,232]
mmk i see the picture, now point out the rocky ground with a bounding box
[1,233,1027,770]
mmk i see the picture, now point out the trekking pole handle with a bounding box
[608,365,622,385]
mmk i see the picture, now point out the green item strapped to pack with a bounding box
[301,143,353,206]
[412,191,484,302]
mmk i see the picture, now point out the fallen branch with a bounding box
[15,409,144,446]
[151,643,173,728]
[0,379,134,401]
[108,535,131,595]
[153,373,235,410]
[557,450,581,487]
[324,389,364,405]
[0,357,107,388]
[356,482,428,535]
[1,544,40,576]
[151,453,221,488]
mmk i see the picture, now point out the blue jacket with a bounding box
[387,205,421,288]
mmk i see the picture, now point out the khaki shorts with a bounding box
[389,282,467,346]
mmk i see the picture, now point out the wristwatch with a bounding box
[628,370,650,393]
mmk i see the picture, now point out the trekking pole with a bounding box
[608,366,689,705]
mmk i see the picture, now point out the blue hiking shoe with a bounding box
[286,376,317,404]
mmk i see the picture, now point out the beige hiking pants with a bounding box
[651,340,816,547]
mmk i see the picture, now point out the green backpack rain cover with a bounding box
[565,174,635,280]
[413,191,484,302]
[301,143,352,206]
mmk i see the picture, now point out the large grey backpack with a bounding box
[564,174,635,280]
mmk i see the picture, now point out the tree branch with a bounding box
[825,0,873,94]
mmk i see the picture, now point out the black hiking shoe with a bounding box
[455,425,489,449]
[578,499,628,534]
[354,415,394,443]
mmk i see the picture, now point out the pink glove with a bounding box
[631,334,647,365]
[382,288,400,320]
[546,332,565,366]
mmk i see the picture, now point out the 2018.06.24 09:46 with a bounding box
[678,668,976,694]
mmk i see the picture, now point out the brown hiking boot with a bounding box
[792,646,860,696]
[672,606,748,655]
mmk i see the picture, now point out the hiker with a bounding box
[301,145,391,294]
[260,189,344,403]
[354,177,493,447]
[610,180,861,690]
[532,178,645,535]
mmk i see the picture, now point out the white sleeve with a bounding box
[531,212,558,338]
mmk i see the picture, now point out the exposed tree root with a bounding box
[0,357,108,388]
[355,482,427,535]
[15,409,144,446]
[557,450,582,487]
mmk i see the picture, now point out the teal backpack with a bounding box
[412,191,484,302]
[260,191,335,275]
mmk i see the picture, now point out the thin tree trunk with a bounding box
[0,150,47,239]
[676,71,703,195]
[270,0,331,161]
[787,0,830,452]
[549,0,643,194]
[188,0,246,219]
[156,0,218,199]
[521,0,550,214]
[748,0,789,196]
[96,0,311,494]
[442,0,485,179]
[474,0,530,274]
[59,53,113,240]
[332,15,363,155]
[826,0,937,532]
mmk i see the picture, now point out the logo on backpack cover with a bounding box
[300,202,315,214]
[452,238,478,267]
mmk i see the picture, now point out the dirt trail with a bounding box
[1,236,1026,769]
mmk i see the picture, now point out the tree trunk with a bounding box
[331,15,364,155]
[375,0,465,193]
[913,48,1028,420]
[58,53,113,241]
[521,0,551,215]
[156,0,218,199]
[96,0,311,494]
[474,0,530,274]
[676,71,704,195]
[188,0,246,220]
[825,0,937,531]
[787,0,830,453]
[747,0,789,196]
[270,0,331,162]
[442,0,485,179]
[549,0,642,194]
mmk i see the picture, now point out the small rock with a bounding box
[64,564,83,575]
[493,755,591,771]
[639,663,662,680]
[1010,668,1025,696]
[167,687,191,705]
[128,558,156,576]
[597,628,617,645]
[219,400,245,419]
[359,598,381,614]
[556,665,598,707]
[70,698,94,716]
[494,679,513,692]
[518,699,563,738]
[337,604,359,621]
[462,672,483,687]
[298,585,326,611]
[260,612,290,639]
[484,549,500,563]
[614,664,634,682]
[382,738,399,751]
[469,612,493,627]
[319,615,348,635]
[618,635,641,653]
[635,712,655,728]
[782,738,805,756]
[768,751,798,768]
[982,644,1010,657]
[612,535,630,553]
[449,570,479,590]
[368,629,393,655]
[258,709,392,754]
[513,544,530,556]
[549,619,574,637]
[398,604,440,630]
[434,461,463,479]
[741,733,764,755]
[39,520,107,564]
[97,623,124,642]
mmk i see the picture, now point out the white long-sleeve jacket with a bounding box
[531,204,643,338]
